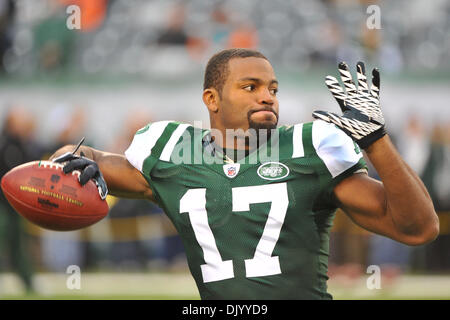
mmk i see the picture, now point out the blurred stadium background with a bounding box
[0,0,449,299]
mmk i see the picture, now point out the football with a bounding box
[0,160,109,231]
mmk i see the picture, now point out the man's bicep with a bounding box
[334,173,385,215]
[333,173,398,238]
[334,173,432,244]
[97,152,154,201]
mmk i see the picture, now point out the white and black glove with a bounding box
[52,138,108,200]
[312,61,386,149]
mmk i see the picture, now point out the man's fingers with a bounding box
[95,176,109,200]
[371,68,380,98]
[80,167,108,200]
[312,110,347,127]
[64,158,108,200]
[338,62,357,95]
[314,111,365,141]
[356,61,369,94]
[63,158,89,174]
[312,110,332,122]
[79,163,98,185]
[325,75,347,111]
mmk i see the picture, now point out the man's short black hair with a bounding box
[203,48,268,97]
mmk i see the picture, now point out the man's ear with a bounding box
[203,88,219,113]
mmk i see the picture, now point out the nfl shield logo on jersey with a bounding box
[223,163,240,179]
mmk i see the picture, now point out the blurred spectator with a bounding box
[328,209,371,285]
[107,198,167,270]
[40,106,87,272]
[0,106,41,293]
[49,106,86,147]
[367,116,430,284]
[227,22,258,49]
[0,0,14,72]
[157,3,188,46]
[308,18,342,65]
[426,123,450,211]
[398,115,430,175]
[110,108,154,154]
[419,122,450,271]
[360,24,381,61]
[156,2,207,62]
[210,2,232,48]
[34,1,76,73]
[0,0,449,76]
[103,110,186,270]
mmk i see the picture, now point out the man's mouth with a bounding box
[250,108,278,120]
[253,110,275,116]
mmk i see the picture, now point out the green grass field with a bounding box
[1,272,449,300]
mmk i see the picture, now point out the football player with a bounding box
[50,49,439,299]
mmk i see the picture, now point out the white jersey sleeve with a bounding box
[312,120,366,179]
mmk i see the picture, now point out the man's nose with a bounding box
[258,88,274,105]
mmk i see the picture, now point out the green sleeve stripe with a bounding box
[301,122,315,157]
[142,122,180,175]
[160,123,191,161]
[152,122,181,158]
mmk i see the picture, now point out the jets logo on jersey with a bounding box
[257,162,290,181]
[223,163,240,178]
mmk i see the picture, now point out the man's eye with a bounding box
[243,85,255,91]
[270,88,278,95]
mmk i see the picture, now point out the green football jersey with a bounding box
[125,120,366,300]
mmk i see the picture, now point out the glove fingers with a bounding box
[371,68,380,98]
[79,163,98,185]
[327,114,365,141]
[63,158,90,174]
[325,75,347,111]
[356,61,369,94]
[312,110,332,123]
[52,152,79,163]
[95,175,108,200]
[338,62,357,95]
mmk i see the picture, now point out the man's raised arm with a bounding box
[313,61,439,246]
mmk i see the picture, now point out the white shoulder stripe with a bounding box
[160,123,191,161]
[312,120,362,178]
[292,123,304,158]
[124,121,171,172]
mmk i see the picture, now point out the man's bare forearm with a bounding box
[49,145,154,201]
[365,135,439,240]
